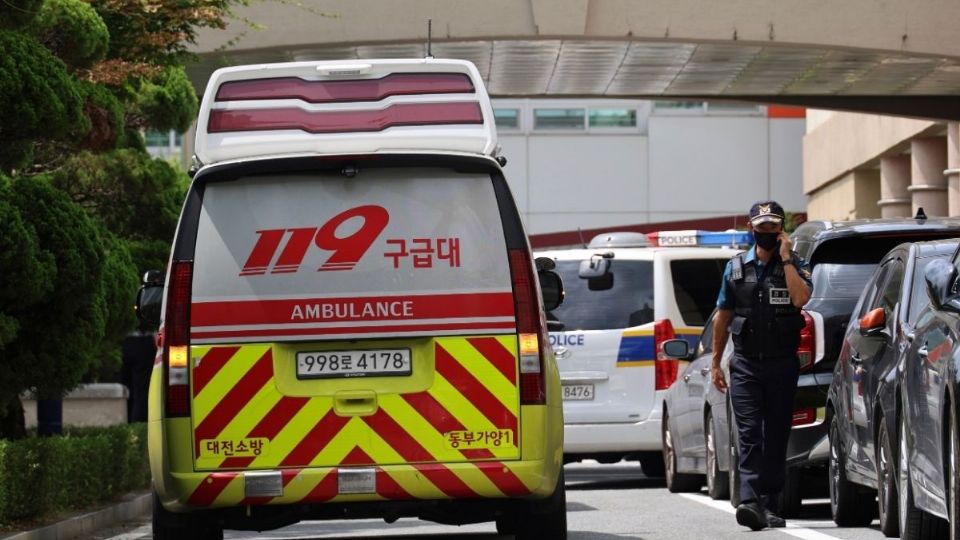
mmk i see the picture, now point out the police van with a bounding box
[536,230,743,474]
[136,59,566,539]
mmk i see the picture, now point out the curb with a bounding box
[1,492,151,540]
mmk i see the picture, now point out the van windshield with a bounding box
[547,260,654,331]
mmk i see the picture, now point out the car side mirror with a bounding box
[660,339,691,360]
[538,269,564,312]
[859,307,886,338]
[925,258,960,312]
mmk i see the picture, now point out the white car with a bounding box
[536,231,743,476]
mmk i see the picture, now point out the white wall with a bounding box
[495,100,806,236]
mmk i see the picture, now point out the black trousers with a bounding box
[730,352,799,509]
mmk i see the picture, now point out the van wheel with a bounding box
[638,452,665,478]
[706,412,729,500]
[877,418,900,537]
[829,415,875,526]
[516,470,567,540]
[779,467,804,519]
[153,491,223,540]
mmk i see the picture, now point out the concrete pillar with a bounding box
[947,123,960,216]
[910,136,948,217]
[879,155,911,218]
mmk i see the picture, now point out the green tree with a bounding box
[0,29,87,173]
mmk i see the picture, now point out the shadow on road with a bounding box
[564,463,665,492]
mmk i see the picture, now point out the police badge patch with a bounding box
[769,288,791,305]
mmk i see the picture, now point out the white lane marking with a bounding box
[103,524,151,540]
[678,493,848,540]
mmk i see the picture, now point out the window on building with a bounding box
[705,101,762,115]
[588,108,637,128]
[494,108,520,129]
[534,108,586,130]
[144,130,170,147]
[653,101,705,113]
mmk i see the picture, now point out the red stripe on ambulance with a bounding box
[191,292,515,327]
[435,344,518,434]
[192,346,241,397]
[193,351,274,452]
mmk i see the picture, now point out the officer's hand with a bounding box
[711,364,727,392]
[778,232,792,261]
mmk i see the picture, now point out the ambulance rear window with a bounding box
[188,167,515,343]
[547,260,654,331]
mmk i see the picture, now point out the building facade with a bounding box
[804,111,960,220]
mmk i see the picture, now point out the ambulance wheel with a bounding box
[515,470,567,540]
[153,491,223,540]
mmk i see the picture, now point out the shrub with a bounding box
[0,424,149,525]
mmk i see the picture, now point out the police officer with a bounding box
[711,201,812,531]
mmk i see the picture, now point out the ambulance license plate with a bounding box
[296,349,411,379]
[562,384,594,401]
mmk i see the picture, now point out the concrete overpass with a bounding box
[190,0,960,119]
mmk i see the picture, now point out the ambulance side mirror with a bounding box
[135,269,164,329]
[536,257,564,312]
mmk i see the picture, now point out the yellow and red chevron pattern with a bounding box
[184,335,530,506]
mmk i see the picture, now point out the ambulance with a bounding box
[536,230,744,474]
[136,59,566,539]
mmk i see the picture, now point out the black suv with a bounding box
[758,214,960,515]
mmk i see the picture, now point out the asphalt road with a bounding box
[98,462,891,540]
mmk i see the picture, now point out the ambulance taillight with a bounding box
[654,318,678,391]
[509,249,546,405]
[164,260,193,417]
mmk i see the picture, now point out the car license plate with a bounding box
[562,383,594,401]
[296,349,411,379]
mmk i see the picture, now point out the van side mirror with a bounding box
[536,257,564,312]
[859,307,886,337]
[925,258,960,312]
[135,269,164,328]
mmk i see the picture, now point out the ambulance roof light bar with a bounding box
[647,230,753,248]
[194,58,498,166]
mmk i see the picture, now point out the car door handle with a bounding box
[918,346,929,358]
[850,353,863,365]
[700,367,710,376]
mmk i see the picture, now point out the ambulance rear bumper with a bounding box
[157,458,557,512]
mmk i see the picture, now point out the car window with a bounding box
[670,259,728,326]
[877,259,904,328]
[854,263,886,320]
[697,311,715,356]
[549,260,654,331]
[813,263,879,301]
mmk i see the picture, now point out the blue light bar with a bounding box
[695,231,753,246]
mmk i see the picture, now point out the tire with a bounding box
[516,469,567,540]
[706,412,730,500]
[899,413,946,540]
[877,417,900,537]
[829,414,876,526]
[153,491,223,540]
[779,466,804,519]
[638,452,665,478]
[662,411,703,493]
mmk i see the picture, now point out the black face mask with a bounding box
[754,231,780,251]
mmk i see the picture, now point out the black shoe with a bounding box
[736,501,768,531]
[764,509,786,528]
